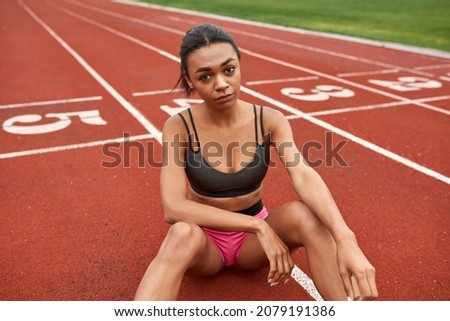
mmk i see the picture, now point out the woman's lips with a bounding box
[215,93,234,102]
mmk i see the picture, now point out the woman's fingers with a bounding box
[352,264,377,300]
[344,269,378,301]
[258,223,294,287]
[267,248,294,286]
[341,273,354,300]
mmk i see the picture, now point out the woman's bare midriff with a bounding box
[188,186,263,212]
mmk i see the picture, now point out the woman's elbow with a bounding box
[164,214,176,224]
[162,201,182,224]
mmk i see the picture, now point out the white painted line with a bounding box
[291,265,323,301]
[56,2,180,63]
[0,133,154,159]
[20,0,162,143]
[246,76,319,86]
[301,101,408,118]
[415,64,450,71]
[133,88,183,96]
[296,94,450,118]
[337,69,399,78]
[0,96,103,110]
[68,0,185,37]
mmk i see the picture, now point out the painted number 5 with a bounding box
[281,85,355,101]
[3,110,107,135]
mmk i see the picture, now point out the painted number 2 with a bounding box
[369,76,442,92]
[2,110,107,135]
[281,85,355,101]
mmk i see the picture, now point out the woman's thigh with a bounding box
[185,228,225,277]
[236,201,311,270]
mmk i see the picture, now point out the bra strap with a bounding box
[178,113,193,151]
[187,108,201,151]
[260,105,265,141]
[253,104,259,144]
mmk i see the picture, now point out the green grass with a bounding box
[138,0,450,52]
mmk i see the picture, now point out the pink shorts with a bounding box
[203,206,269,267]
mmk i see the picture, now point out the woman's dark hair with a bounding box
[175,23,241,97]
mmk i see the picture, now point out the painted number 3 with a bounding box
[281,85,355,101]
[2,110,107,135]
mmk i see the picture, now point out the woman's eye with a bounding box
[199,74,211,81]
[225,66,236,73]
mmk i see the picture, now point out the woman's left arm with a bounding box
[267,108,378,300]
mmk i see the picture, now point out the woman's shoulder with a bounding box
[162,110,189,140]
[261,106,288,128]
[262,105,284,117]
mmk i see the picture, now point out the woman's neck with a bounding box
[202,100,246,128]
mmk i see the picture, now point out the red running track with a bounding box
[1,0,449,301]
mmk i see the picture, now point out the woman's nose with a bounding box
[215,75,229,91]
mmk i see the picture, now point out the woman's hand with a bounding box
[336,237,378,300]
[256,221,294,286]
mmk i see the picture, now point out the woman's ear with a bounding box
[185,76,194,89]
[182,72,194,89]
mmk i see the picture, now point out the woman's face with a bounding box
[185,42,241,108]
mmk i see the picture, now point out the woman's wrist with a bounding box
[252,216,268,234]
[334,230,357,245]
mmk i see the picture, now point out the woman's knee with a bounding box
[158,222,206,261]
[282,201,320,227]
[278,200,331,244]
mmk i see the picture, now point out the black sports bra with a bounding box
[178,105,270,198]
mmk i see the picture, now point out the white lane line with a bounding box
[55,2,180,61]
[415,64,450,71]
[300,101,408,118]
[337,69,399,78]
[291,266,323,301]
[0,96,103,110]
[67,0,185,36]
[301,95,450,118]
[133,88,183,97]
[246,76,319,86]
[62,0,450,187]
[0,133,154,159]
[19,0,162,143]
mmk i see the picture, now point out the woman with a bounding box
[134,23,377,301]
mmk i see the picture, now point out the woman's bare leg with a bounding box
[237,201,347,300]
[134,221,223,300]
